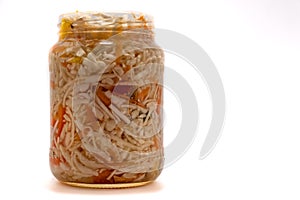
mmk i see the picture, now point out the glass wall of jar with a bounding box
[49,12,164,188]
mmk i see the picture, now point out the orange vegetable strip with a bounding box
[50,157,61,166]
[136,86,150,102]
[96,87,111,106]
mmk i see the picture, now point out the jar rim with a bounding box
[58,11,154,32]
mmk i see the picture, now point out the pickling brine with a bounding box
[49,12,164,188]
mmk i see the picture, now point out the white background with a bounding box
[0,0,300,199]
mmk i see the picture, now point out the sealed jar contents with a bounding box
[49,12,164,188]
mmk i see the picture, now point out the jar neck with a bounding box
[58,12,154,41]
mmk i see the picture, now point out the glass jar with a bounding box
[49,12,164,188]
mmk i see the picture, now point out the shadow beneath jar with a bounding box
[47,179,164,195]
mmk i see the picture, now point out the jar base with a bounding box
[61,180,153,189]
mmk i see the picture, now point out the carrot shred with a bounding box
[136,86,150,102]
[153,136,160,149]
[50,157,61,165]
[156,85,162,105]
[51,104,66,139]
[56,104,65,137]
[92,170,114,183]
[123,65,131,73]
[50,80,55,89]
[156,86,162,114]
[96,87,111,106]
[61,61,68,67]
[129,99,146,108]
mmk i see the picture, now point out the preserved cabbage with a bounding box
[49,12,164,187]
